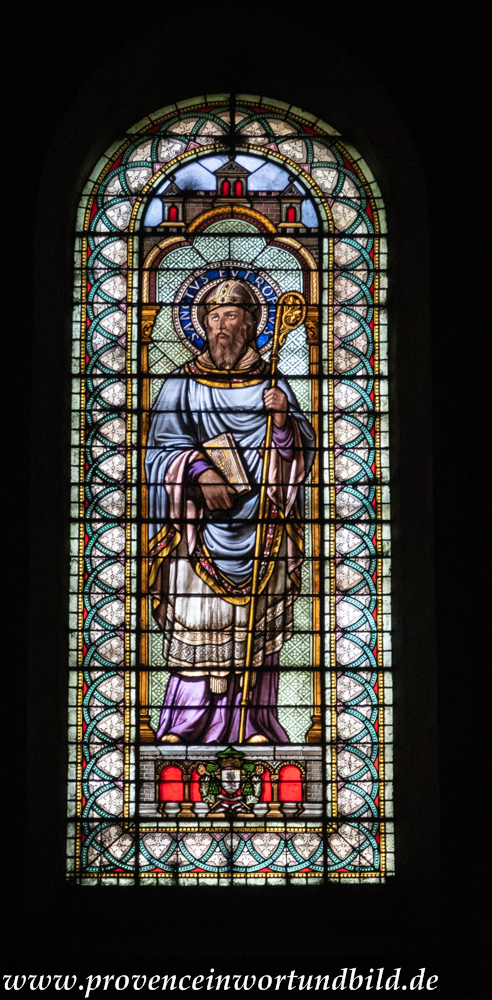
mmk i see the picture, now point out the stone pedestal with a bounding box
[139,743,324,820]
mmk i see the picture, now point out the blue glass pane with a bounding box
[247,162,290,190]
[144,198,163,225]
[195,154,229,172]
[174,161,217,189]
[302,199,318,226]
[236,154,266,173]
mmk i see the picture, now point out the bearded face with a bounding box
[204,305,255,369]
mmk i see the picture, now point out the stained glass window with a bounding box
[68,94,392,884]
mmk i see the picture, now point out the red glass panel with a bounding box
[287,206,296,222]
[169,205,178,221]
[279,765,302,801]
[159,765,183,802]
[260,770,272,802]
[222,180,230,196]
[190,767,202,801]
[234,180,243,196]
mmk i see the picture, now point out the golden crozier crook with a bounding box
[238,291,307,744]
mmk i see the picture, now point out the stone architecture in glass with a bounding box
[68,95,393,883]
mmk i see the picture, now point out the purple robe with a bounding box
[157,654,288,743]
[145,357,316,744]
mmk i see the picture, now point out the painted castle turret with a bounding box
[151,157,317,233]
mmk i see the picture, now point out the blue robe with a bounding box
[145,358,316,743]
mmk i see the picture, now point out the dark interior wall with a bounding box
[4,3,487,994]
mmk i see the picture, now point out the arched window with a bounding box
[190,768,202,802]
[286,205,296,222]
[234,179,243,196]
[159,765,183,802]
[279,765,303,802]
[68,94,393,884]
[168,204,178,222]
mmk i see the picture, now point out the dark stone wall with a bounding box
[4,2,487,994]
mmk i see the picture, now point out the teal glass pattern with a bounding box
[68,96,393,883]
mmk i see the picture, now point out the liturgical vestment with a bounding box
[145,348,316,743]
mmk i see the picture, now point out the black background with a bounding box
[3,2,488,995]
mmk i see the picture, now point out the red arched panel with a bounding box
[279,765,302,801]
[190,767,202,802]
[260,770,272,802]
[159,765,183,802]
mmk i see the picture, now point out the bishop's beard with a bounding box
[207,333,248,370]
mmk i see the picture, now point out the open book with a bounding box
[202,433,251,494]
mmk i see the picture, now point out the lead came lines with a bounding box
[71,95,390,880]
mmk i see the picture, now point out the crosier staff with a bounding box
[238,291,307,745]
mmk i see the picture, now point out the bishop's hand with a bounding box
[198,468,236,510]
[263,387,288,427]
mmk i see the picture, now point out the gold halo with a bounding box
[172,262,282,355]
[195,277,265,341]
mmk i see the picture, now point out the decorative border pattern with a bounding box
[68,96,392,882]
